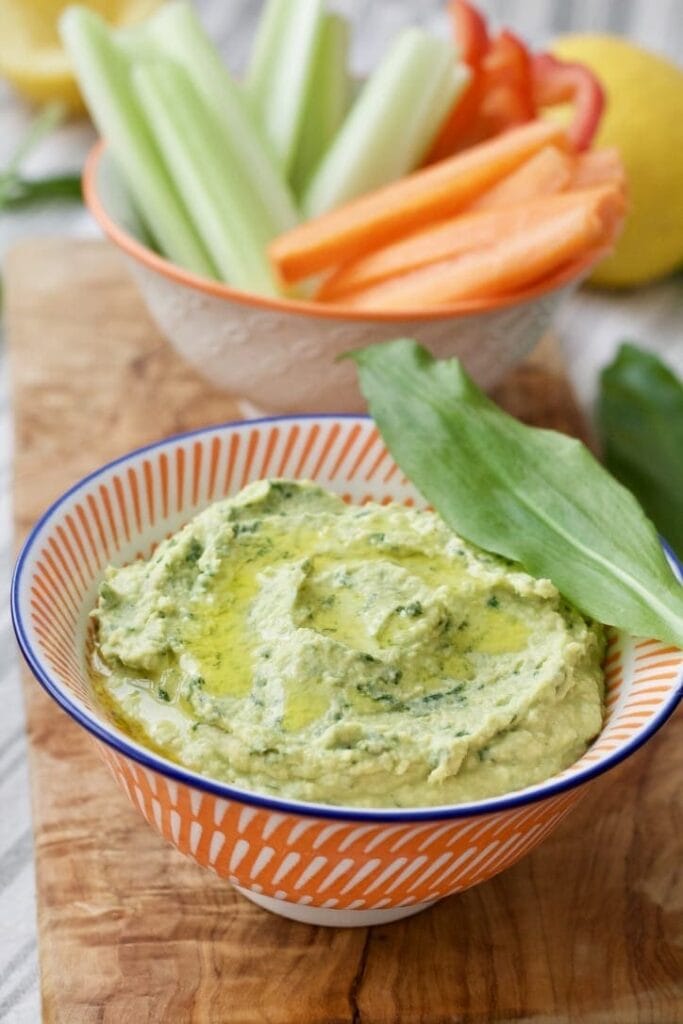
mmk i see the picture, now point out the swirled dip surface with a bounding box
[92,480,605,808]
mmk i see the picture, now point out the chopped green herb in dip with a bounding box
[91,480,605,808]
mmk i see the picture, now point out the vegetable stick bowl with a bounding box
[84,142,606,415]
[70,0,623,414]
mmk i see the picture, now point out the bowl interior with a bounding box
[96,145,155,250]
[87,144,607,324]
[13,416,683,821]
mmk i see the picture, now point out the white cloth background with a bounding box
[0,2,681,1019]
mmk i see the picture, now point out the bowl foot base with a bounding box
[232,883,436,927]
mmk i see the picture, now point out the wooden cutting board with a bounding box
[6,238,682,1024]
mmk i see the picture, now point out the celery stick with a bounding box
[60,6,215,278]
[290,12,352,198]
[120,1,298,235]
[303,29,470,218]
[133,59,280,295]
[246,0,325,175]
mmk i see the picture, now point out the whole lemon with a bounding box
[552,34,683,288]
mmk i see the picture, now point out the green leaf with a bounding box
[349,339,683,646]
[598,343,683,561]
[0,174,82,210]
[0,102,80,213]
[3,102,66,181]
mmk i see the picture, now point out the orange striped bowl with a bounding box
[83,144,606,416]
[12,416,683,927]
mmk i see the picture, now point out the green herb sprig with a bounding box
[0,102,81,213]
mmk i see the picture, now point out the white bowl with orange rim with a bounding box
[83,143,606,416]
[11,415,683,927]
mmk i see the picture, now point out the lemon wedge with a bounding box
[0,0,164,112]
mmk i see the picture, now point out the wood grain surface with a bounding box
[6,238,682,1024]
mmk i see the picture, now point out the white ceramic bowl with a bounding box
[12,416,683,926]
[83,144,606,415]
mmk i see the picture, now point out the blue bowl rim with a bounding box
[11,413,683,824]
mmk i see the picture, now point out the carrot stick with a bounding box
[572,146,626,190]
[337,185,625,310]
[529,207,626,293]
[317,189,601,300]
[268,120,569,283]
[467,144,572,210]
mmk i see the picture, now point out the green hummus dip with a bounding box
[91,480,605,808]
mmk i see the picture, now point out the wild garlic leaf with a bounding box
[349,338,683,646]
[3,101,65,180]
[0,174,81,210]
[0,102,79,213]
[598,343,683,561]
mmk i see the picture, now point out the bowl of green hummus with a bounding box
[12,416,683,927]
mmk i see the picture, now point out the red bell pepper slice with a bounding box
[448,29,535,150]
[532,52,605,151]
[474,29,535,135]
[427,3,542,162]
[485,31,530,87]
[483,30,534,119]
[451,0,489,66]
[426,73,486,161]
[425,0,490,162]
